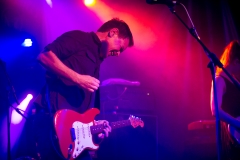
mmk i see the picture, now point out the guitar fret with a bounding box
[90,124,104,134]
[111,120,130,129]
[90,120,131,134]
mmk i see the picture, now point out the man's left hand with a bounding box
[94,120,112,138]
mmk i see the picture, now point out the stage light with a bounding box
[46,0,53,8]
[84,0,96,7]
[22,39,32,47]
[11,94,33,124]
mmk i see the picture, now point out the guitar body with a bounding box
[54,108,100,160]
[228,116,240,144]
[54,108,144,159]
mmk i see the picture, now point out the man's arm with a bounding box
[211,76,240,128]
[37,50,100,92]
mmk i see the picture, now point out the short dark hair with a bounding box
[97,18,134,47]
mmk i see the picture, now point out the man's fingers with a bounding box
[91,84,99,90]
[103,129,109,137]
[103,126,111,137]
[95,79,100,84]
[98,133,105,139]
[104,122,112,132]
[85,82,99,92]
[88,88,94,92]
[95,120,111,138]
[87,85,98,92]
[79,75,100,91]
[90,77,99,86]
[88,79,99,91]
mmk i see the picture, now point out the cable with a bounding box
[179,3,200,40]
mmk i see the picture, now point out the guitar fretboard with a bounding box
[90,120,131,134]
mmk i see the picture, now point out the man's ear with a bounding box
[108,28,119,37]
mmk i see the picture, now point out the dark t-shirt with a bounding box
[34,30,103,114]
[221,76,240,117]
[219,76,240,160]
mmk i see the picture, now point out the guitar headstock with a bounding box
[129,115,144,128]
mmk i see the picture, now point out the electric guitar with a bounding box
[54,108,144,160]
[228,116,240,144]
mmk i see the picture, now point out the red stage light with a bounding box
[84,0,96,7]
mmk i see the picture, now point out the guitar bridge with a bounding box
[70,128,76,142]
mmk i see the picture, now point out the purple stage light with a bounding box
[11,94,33,124]
[21,39,32,47]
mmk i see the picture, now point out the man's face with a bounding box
[105,29,130,57]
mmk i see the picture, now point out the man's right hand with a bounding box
[76,74,100,92]
[37,51,100,92]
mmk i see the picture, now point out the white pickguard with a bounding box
[72,121,99,159]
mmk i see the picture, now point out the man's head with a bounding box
[96,18,134,57]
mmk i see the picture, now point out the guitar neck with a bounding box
[91,120,131,134]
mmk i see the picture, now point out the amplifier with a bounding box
[95,112,159,160]
[100,85,155,113]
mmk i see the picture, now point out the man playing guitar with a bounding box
[32,18,134,160]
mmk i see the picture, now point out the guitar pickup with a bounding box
[70,128,76,142]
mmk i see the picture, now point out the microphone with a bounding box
[146,0,179,6]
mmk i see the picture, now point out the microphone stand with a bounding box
[165,3,240,160]
[0,59,27,160]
